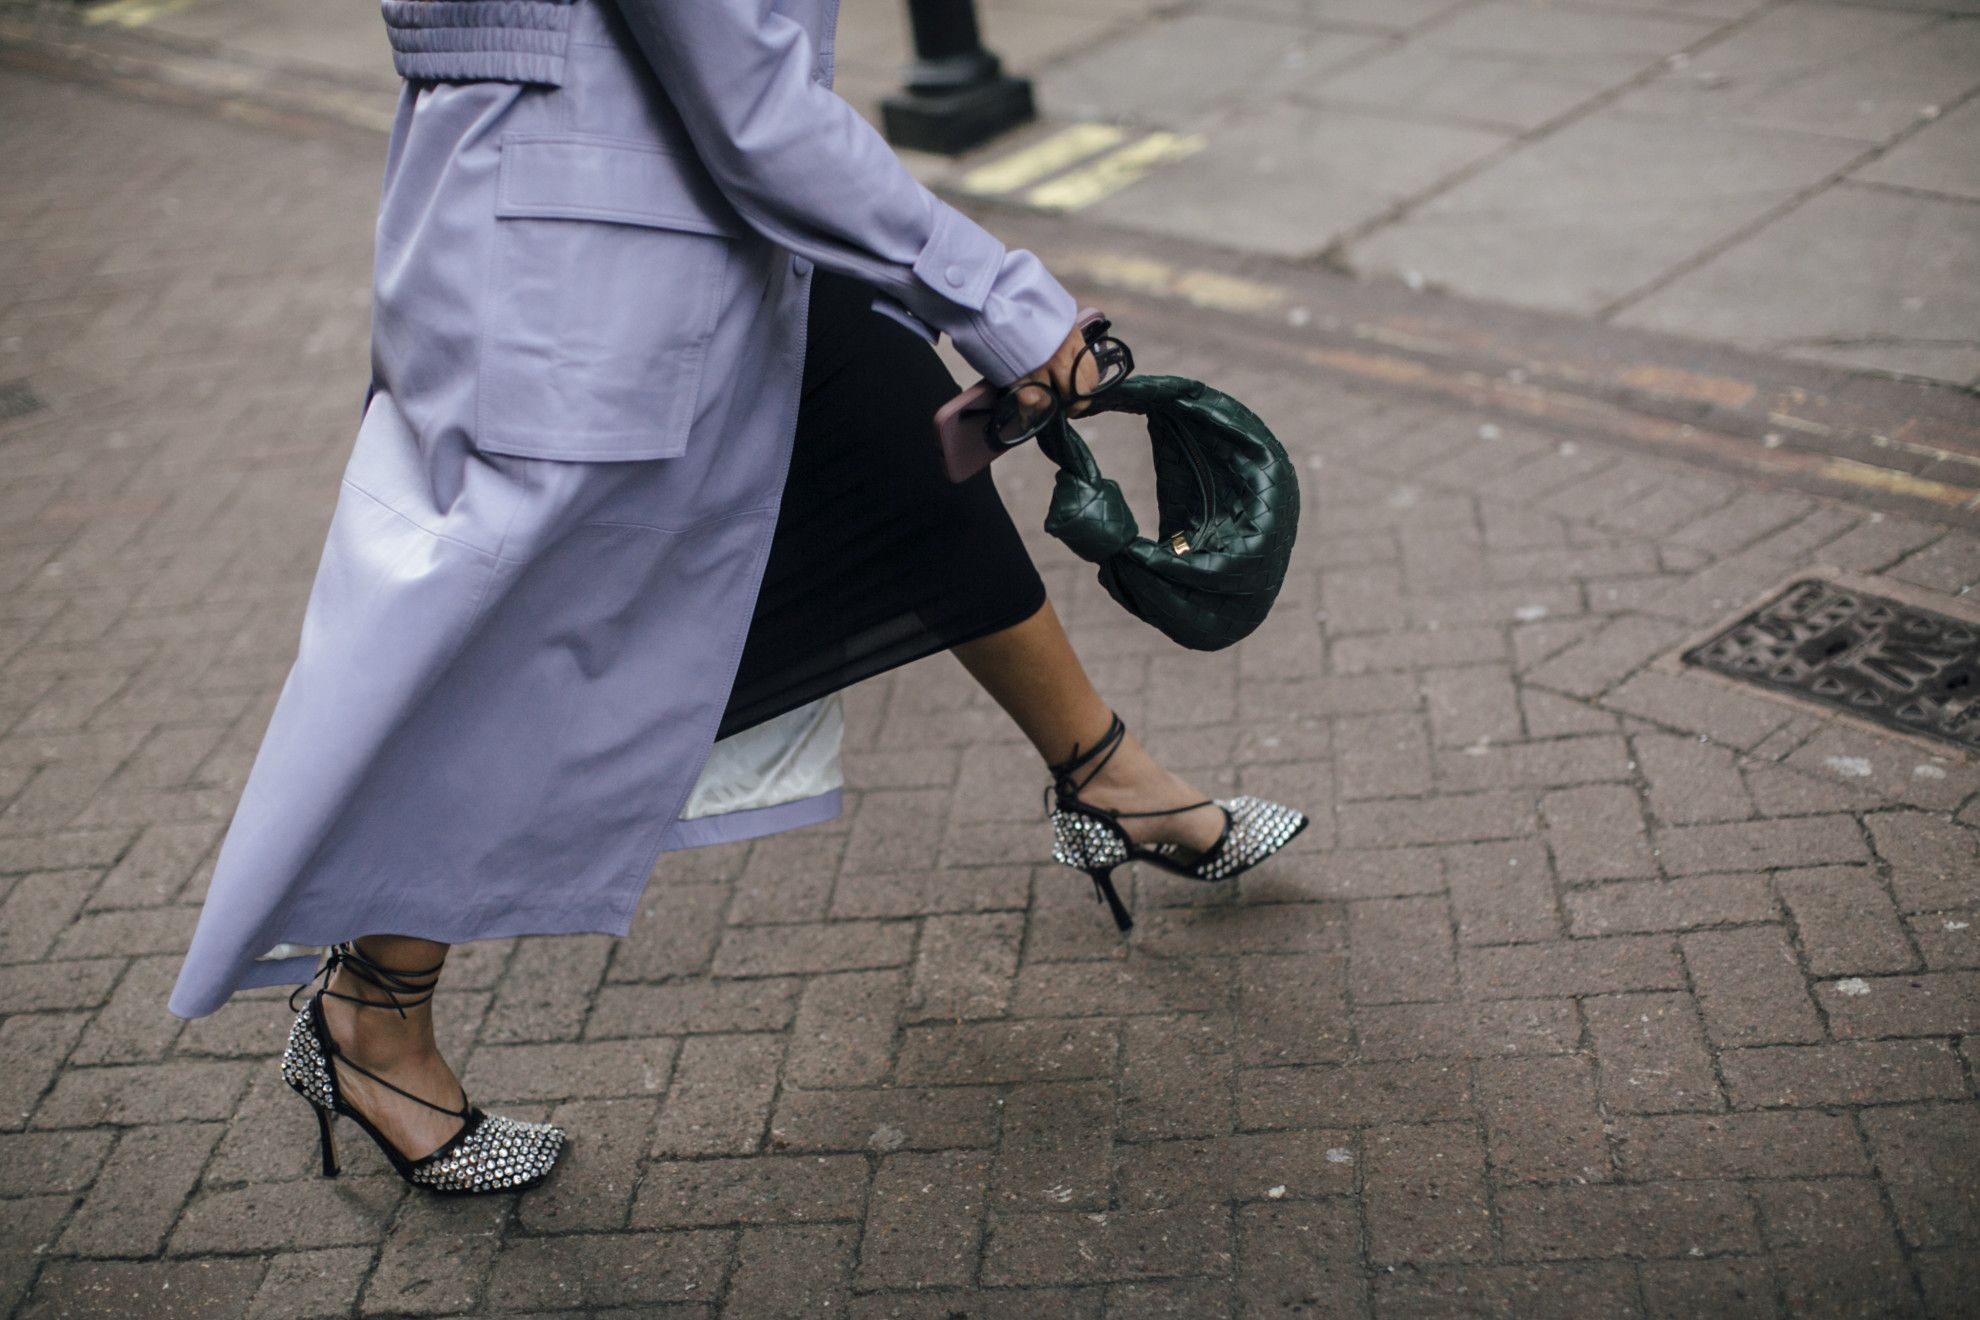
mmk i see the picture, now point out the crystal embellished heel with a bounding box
[1045,712,1309,933]
[281,942,566,1195]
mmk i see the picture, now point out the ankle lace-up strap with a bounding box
[1044,712,1128,813]
[1042,713,1218,823]
[289,941,444,1018]
[290,942,469,1123]
[325,1049,470,1122]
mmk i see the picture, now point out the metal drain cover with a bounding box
[1684,578,1980,751]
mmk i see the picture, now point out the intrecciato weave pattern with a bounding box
[1038,374,1300,652]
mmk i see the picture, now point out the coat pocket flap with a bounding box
[496,135,748,239]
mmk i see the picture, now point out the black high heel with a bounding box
[1044,712,1309,932]
[280,942,566,1195]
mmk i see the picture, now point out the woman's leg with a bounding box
[953,599,1227,853]
[317,933,469,1159]
[719,273,1223,855]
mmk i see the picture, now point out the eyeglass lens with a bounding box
[986,331,1135,448]
[1076,337,1132,397]
[992,381,1059,446]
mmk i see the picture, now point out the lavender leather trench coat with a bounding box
[167,0,1075,1018]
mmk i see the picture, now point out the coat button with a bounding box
[792,256,813,278]
[944,264,966,288]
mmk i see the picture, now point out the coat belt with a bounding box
[380,0,579,86]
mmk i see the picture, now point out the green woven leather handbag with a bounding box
[1036,374,1300,652]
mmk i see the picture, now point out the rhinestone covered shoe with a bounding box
[1045,713,1308,933]
[280,943,566,1195]
[1138,794,1310,882]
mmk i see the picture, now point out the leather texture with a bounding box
[1039,375,1300,652]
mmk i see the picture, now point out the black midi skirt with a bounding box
[714,270,1048,740]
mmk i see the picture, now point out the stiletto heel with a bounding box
[280,941,566,1195]
[1088,868,1134,932]
[314,1104,339,1178]
[1044,713,1308,933]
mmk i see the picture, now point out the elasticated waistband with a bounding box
[380,0,577,86]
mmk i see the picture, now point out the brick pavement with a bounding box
[2,63,1978,1320]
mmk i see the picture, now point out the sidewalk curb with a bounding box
[984,206,1980,528]
[10,1,1978,529]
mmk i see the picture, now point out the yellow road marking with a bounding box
[1052,249,1286,316]
[1299,345,1980,509]
[83,0,197,26]
[959,123,1125,196]
[1818,458,1977,508]
[1618,364,1757,410]
[1025,132,1205,212]
[1054,251,1175,299]
[82,0,143,25]
[1766,411,1836,438]
[1170,269,1286,315]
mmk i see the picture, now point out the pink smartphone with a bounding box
[935,308,1106,484]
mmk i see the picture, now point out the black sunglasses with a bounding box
[987,316,1134,449]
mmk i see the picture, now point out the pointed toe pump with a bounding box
[281,942,566,1195]
[1044,712,1309,933]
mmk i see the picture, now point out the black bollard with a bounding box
[880,0,1035,155]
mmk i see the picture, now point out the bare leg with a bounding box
[317,934,470,1160]
[952,599,1226,853]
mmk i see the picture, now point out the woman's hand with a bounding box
[1013,320,1105,420]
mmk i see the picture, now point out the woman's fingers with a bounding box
[1015,320,1113,420]
[1052,327,1102,416]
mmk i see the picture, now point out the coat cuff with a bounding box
[944,246,1080,387]
[906,200,1078,386]
[911,203,1002,312]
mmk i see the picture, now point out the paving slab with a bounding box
[1615,3,1980,143]
[1617,181,1980,385]
[1080,98,1507,256]
[1308,0,1726,132]
[1852,97,1980,201]
[1347,109,1866,312]
[1838,0,1980,11]
[1613,0,1775,13]
[1409,0,1724,56]
[1033,12,1380,124]
[1304,35,1678,133]
[1203,0,1471,30]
